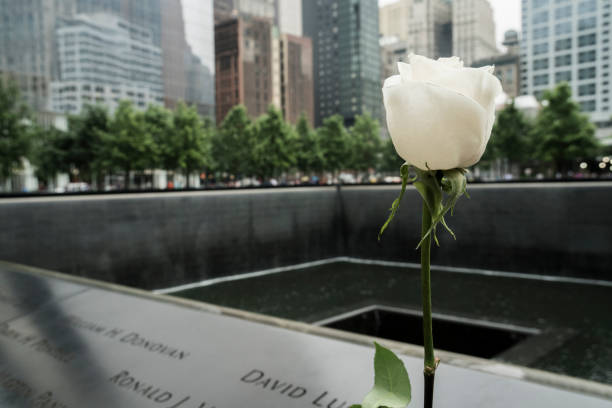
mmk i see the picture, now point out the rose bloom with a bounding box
[383,54,503,170]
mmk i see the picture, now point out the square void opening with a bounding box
[321,306,538,359]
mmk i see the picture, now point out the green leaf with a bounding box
[378,163,414,241]
[360,343,411,408]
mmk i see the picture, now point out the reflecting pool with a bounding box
[169,260,612,384]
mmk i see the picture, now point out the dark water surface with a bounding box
[172,261,612,385]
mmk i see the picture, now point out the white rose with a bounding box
[382,54,503,170]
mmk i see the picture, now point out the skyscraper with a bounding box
[75,0,162,45]
[277,33,314,125]
[163,0,215,117]
[214,0,302,35]
[215,16,274,123]
[0,0,75,111]
[51,13,164,114]
[520,0,612,142]
[0,0,215,118]
[214,0,312,124]
[472,30,521,98]
[452,0,498,66]
[380,36,410,82]
[379,0,452,59]
[303,0,382,127]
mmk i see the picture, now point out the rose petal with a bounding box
[397,61,412,82]
[437,56,464,69]
[383,80,488,170]
[429,67,502,113]
[409,54,502,115]
[383,75,402,88]
[479,65,494,75]
[409,54,458,81]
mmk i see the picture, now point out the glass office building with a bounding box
[0,0,215,118]
[303,0,382,127]
[162,0,215,117]
[51,13,164,114]
[521,0,612,142]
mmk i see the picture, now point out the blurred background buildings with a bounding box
[520,0,612,141]
[1,0,612,192]
[302,0,382,127]
[472,30,520,98]
[0,0,215,118]
[214,0,314,124]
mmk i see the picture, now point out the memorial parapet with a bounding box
[0,261,610,407]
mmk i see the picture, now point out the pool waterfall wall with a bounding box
[0,183,611,289]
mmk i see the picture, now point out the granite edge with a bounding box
[2,260,611,401]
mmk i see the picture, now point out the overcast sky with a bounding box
[378,0,521,52]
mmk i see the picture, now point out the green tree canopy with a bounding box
[318,114,350,173]
[30,125,71,185]
[67,104,111,183]
[350,113,382,171]
[533,83,599,173]
[379,138,404,172]
[295,113,324,174]
[172,102,212,186]
[251,105,297,179]
[144,104,175,171]
[213,105,254,176]
[485,101,533,165]
[0,80,31,181]
[104,100,155,180]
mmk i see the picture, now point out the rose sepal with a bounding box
[378,164,469,247]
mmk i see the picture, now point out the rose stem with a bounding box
[420,198,436,408]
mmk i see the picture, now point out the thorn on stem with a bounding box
[424,358,441,375]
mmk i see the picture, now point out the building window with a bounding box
[555,5,572,19]
[533,74,549,86]
[555,22,572,35]
[555,54,572,67]
[578,50,597,63]
[578,66,596,79]
[578,16,597,31]
[555,38,572,51]
[533,0,549,8]
[533,58,549,70]
[578,33,597,47]
[578,0,597,15]
[533,42,549,55]
[533,10,549,24]
[533,27,549,39]
[555,71,572,82]
[578,83,596,96]
[580,100,596,111]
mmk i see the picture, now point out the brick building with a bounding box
[215,16,313,125]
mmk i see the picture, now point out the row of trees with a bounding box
[483,83,602,176]
[31,101,212,188]
[0,79,607,191]
[216,104,401,179]
[0,79,403,190]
